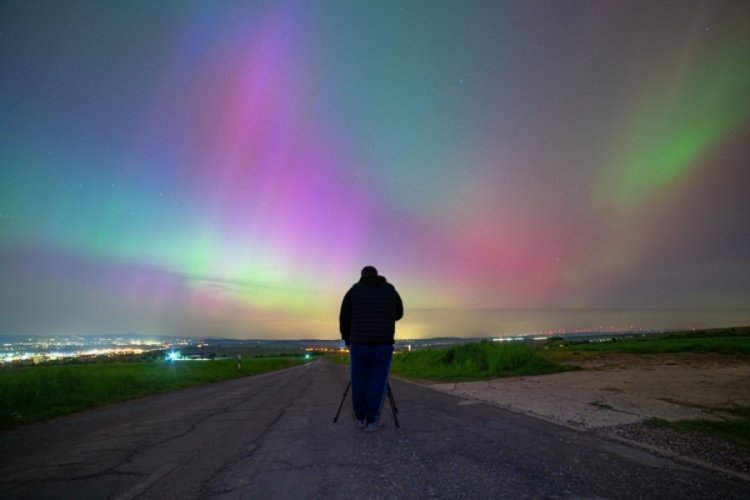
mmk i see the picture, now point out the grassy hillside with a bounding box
[0,356,308,429]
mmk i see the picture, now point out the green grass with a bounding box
[0,357,308,428]
[591,400,616,411]
[390,341,572,381]
[544,330,750,362]
[327,353,349,366]
[644,407,750,448]
[330,331,750,380]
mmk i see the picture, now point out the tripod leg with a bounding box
[333,380,351,423]
[387,383,398,414]
[387,383,400,428]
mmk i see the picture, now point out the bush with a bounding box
[391,341,570,381]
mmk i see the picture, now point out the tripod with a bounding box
[333,380,400,429]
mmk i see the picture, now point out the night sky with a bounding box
[1,1,749,339]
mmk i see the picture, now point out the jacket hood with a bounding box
[359,275,386,288]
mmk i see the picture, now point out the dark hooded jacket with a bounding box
[339,275,403,346]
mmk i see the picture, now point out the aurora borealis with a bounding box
[1,1,749,339]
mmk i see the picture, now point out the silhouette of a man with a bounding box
[339,266,403,432]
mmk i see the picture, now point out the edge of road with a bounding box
[392,374,750,484]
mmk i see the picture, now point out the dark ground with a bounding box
[0,361,746,499]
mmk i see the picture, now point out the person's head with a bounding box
[361,265,378,278]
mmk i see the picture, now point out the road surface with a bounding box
[0,361,746,499]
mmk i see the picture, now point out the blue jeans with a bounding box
[350,344,394,424]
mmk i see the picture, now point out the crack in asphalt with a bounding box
[121,381,290,456]
[0,468,147,488]
[196,373,313,497]
[113,371,309,498]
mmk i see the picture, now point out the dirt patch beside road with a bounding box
[428,353,750,478]
[430,353,750,429]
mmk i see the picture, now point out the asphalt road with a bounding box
[0,361,746,499]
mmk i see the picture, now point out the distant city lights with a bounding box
[0,335,173,364]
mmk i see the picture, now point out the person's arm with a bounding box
[339,289,352,345]
[393,287,404,321]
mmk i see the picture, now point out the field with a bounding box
[330,329,750,450]
[329,328,750,382]
[0,356,309,429]
[386,328,750,454]
[390,341,571,380]
[544,327,750,360]
[5,327,749,446]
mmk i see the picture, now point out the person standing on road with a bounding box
[339,265,403,432]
